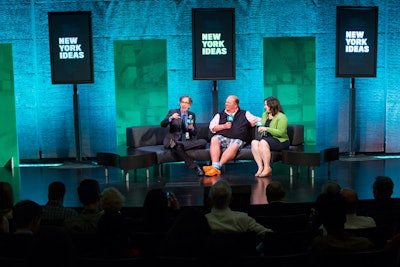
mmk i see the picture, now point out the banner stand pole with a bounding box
[73,84,82,162]
[349,77,356,157]
[212,80,218,115]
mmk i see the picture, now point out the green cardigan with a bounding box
[261,111,289,143]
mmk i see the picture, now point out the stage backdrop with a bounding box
[0,43,21,200]
[0,44,19,168]
[263,37,316,144]
[114,39,168,147]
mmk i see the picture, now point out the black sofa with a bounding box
[126,123,304,174]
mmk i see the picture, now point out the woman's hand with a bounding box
[258,126,267,133]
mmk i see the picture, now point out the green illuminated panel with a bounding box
[0,44,19,167]
[114,40,168,147]
[263,37,316,144]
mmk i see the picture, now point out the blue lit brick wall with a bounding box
[0,0,399,160]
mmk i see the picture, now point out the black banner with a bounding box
[48,11,94,84]
[192,8,235,80]
[336,6,378,77]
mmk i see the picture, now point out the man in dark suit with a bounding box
[160,95,207,176]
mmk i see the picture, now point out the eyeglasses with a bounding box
[180,101,190,104]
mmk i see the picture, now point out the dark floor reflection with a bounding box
[1,155,399,208]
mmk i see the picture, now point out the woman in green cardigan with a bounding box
[251,96,289,177]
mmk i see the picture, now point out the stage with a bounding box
[4,154,400,208]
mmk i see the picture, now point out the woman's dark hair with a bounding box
[265,96,284,116]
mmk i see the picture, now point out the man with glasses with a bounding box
[161,95,207,176]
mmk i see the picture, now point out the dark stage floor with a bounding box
[2,154,400,208]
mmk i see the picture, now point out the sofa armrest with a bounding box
[126,125,168,148]
[287,124,304,146]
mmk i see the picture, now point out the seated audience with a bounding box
[129,188,180,258]
[29,224,77,267]
[0,181,14,233]
[131,188,180,234]
[321,181,342,194]
[205,179,271,236]
[309,181,342,231]
[364,176,400,229]
[308,192,375,264]
[205,179,272,256]
[340,188,376,229]
[163,207,212,258]
[41,181,78,223]
[64,179,104,233]
[95,186,139,258]
[266,180,286,203]
[2,200,42,259]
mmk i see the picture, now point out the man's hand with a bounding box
[170,113,180,120]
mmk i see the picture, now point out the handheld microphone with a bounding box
[256,121,263,127]
[187,114,194,125]
[227,115,234,122]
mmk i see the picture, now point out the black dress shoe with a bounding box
[195,166,205,176]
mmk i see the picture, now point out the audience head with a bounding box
[208,179,232,209]
[168,207,211,240]
[321,181,341,194]
[373,176,394,199]
[0,181,14,214]
[12,199,42,232]
[266,181,285,203]
[77,179,101,206]
[340,188,359,214]
[101,187,125,213]
[315,192,347,232]
[143,188,168,217]
[48,181,66,201]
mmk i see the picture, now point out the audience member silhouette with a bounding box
[131,188,180,234]
[205,179,272,257]
[28,224,78,267]
[340,188,376,229]
[205,179,271,236]
[373,175,394,200]
[0,181,14,233]
[308,192,375,264]
[266,180,286,203]
[384,230,400,266]
[321,181,342,194]
[309,181,343,231]
[64,179,103,233]
[129,188,180,258]
[2,200,42,260]
[163,207,212,258]
[41,181,78,224]
[364,176,400,227]
[95,186,139,258]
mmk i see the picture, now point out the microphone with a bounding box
[227,114,234,122]
[187,114,194,125]
[256,121,263,127]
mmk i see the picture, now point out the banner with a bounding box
[48,11,94,84]
[192,8,235,80]
[336,6,378,77]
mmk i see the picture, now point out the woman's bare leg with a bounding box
[251,140,263,176]
[259,140,272,177]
